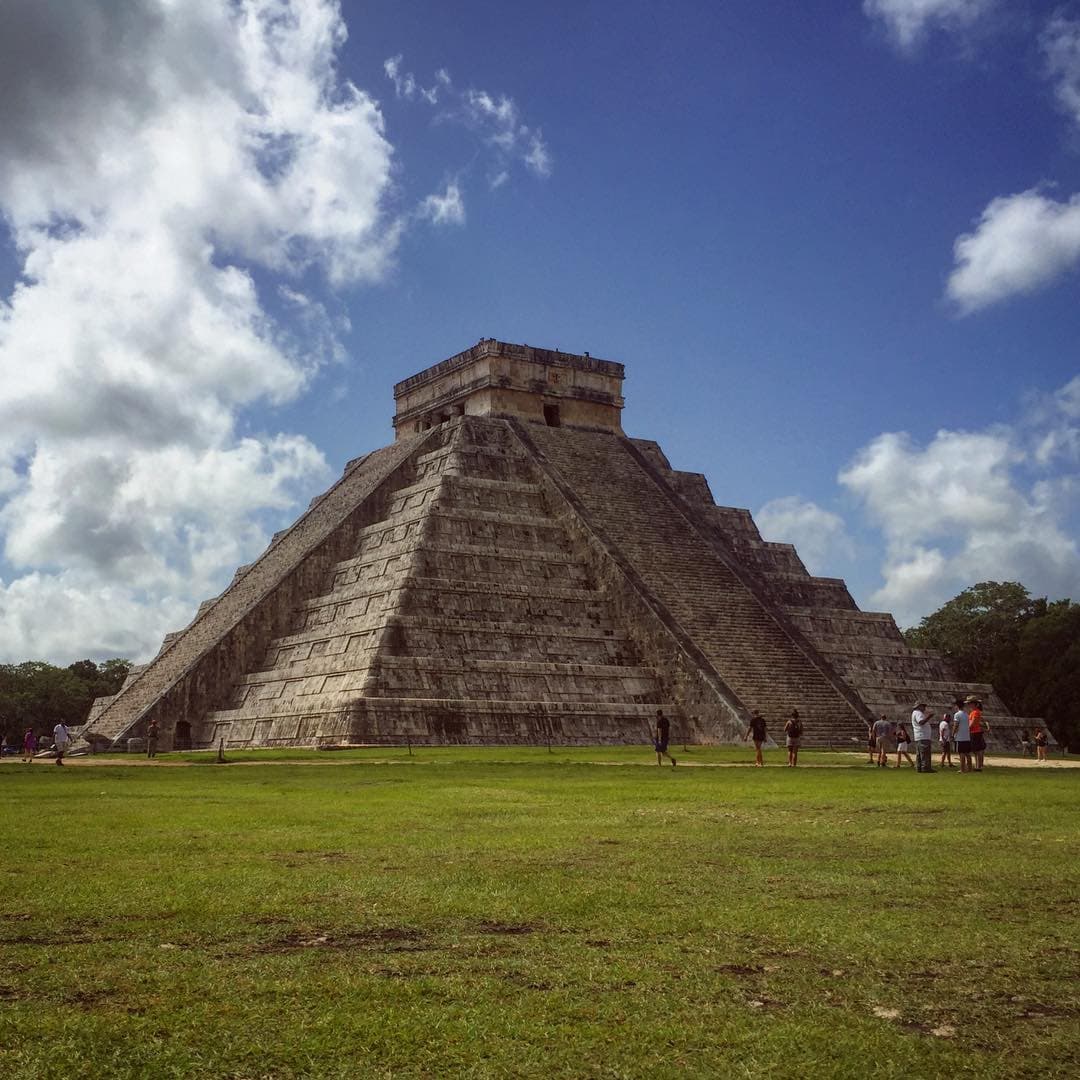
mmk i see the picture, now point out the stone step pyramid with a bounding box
[80,340,1031,752]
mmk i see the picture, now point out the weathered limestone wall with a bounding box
[79,432,438,750]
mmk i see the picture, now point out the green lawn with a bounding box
[2,748,1077,1079]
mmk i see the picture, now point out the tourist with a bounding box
[939,713,954,769]
[784,709,802,767]
[872,714,894,768]
[744,710,768,767]
[1033,726,1048,762]
[654,709,676,768]
[53,720,71,766]
[894,720,916,769]
[910,702,935,773]
[1020,729,1032,758]
[146,718,159,759]
[865,717,877,764]
[967,697,988,771]
[951,698,972,773]
[22,727,37,764]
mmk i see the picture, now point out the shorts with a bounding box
[940,739,952,750]
[957,740,972,755]
[654,740,669,754]
[897,741,910,753]
[970,732,986,753]
[786,737,800,749]
[868,736,877,749]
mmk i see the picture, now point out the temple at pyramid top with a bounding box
[393,339,625,438]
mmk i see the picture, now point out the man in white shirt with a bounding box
[52,721,71,766]
[951,699,972,774]
[910,702,935,773]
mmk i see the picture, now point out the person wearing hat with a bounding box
[951,698,973,773]
[910,701,935,773]
[744,710,768,767]
[966,697,988,771]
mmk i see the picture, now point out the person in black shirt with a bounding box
[744,710,768,767]
[654,709,676,767]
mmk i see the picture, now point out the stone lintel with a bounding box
[393,339,625,439]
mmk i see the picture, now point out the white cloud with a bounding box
[755,496,855,576]
[417,183,465,226]
[863,0,996,51]
[1042,13,1080,128]
[0,0,403,662]
[946,188,1080,312]
[839,404,1080,626]
[384,55,552,181]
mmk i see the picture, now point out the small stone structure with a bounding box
[79,340,1032,752]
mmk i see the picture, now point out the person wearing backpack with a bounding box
[784,709,803,767]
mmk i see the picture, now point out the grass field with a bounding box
[2,746,1078,1079]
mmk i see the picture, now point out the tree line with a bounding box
[0,658,132,745]
[904,581,1079,752]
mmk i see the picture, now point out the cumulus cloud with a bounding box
[863,0,996,51]
[383,55,552,185]
[839,395,1080,626]
[946,188,1080,312]
[0,0,406,662]
[755,496,855,576]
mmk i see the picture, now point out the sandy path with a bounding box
[4,753,1076,770]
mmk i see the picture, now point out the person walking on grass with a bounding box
[967,697,988,771]
[939,713,955,769]
[1033,726,1048,762]
[865,717,877,764]
[52,720,71,766]
[745,710,768,767]
[952,698,972,774]
[784,709,802,767]
[654,709,676,768]
[873,714,894,768]
[894,720,916,769]
[146,718,159,759]
[911,702,935,773]
[21,727,37,764]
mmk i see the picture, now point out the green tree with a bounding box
[0,658,132,745]
[903,581,1044,682]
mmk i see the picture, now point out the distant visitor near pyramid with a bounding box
[79,340,1023,753]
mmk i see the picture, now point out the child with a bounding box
[939,713,954,769]
[895,722,916,768]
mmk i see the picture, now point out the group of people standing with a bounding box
[15,722,71,765]
[744,709,804,767]
[869,696,996,773]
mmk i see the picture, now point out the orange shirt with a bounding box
[968,708,983,734]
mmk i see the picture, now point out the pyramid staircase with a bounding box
[166,420,673,748]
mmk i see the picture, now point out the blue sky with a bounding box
[0,0,1078,662]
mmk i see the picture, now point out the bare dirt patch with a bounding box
[475,921,541,936]
[257,927,431,954]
